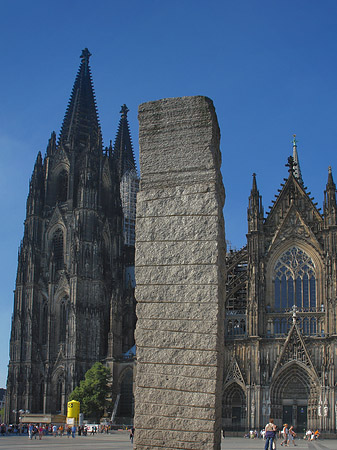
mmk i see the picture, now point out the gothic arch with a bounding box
[54,295,69,344]
[265,240,324,311]
[270,361,319,428]
[222,381,246,431]
[48,162,70,205]
[117,367,134,418]
[56,169,69,202]
[51,367,65,414]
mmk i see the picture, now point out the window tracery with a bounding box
[271,246,323,337]
[52,229,64,270]
[274,247,316,311]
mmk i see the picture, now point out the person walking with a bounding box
[281,424,289,447]
[288,426,296,446]
[264,418,277,450]
[129,426,135,444]
[28,423,33,440]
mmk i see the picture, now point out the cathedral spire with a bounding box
[324,166,337,226]
[112,104,137,179]
[59,48,102,152]
[248,173,264,232]
[292,135,303,185]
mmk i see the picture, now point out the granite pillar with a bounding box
[134,96,226,450]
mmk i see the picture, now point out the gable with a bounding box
[267,205,323,255]
[271,322,318,380]
[265,175,323,240]
[224,355,246,388]
[47,206,66,235]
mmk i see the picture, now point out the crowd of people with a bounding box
[0,422,116,438]
[261,419,320,449]
[303,428,320,440]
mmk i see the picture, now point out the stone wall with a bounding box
[134,96,226,450]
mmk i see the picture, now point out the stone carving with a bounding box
[224,357,245,386]
[134,96,226,449]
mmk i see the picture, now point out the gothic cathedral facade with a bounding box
[5,49,138,424]
[224,139,337,433]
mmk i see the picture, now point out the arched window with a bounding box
[41,302,48,343]
[303,318,309,335]
[273,247,316,312]
[59,299,68,343]
[56,170,68,203]
[39,381,44,412]
[274,318,280,335]
[118,370,134,418]
[310,318,317,335]
[52,229,64,270]
[56,378,63,413]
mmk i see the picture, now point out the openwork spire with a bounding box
[59,48,102,151]
[112,104,137,179]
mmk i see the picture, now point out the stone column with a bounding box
[134,96,226,449]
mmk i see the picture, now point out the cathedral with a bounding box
[5,48,337,435]
[5,49,138,424]
[223,139,337,434]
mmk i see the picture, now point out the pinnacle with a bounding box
[59,50,102,152]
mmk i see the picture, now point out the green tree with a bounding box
[69,362,111,421]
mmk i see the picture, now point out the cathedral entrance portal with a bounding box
[223,382,246,431]
[271,362,317,430]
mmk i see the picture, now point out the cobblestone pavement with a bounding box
[0,433,335,449]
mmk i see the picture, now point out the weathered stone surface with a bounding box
[136,241,219,266]
[135,329,217,351]
[136,302,219,320]
[135,386,216,408]
[134,96,226,450]
[134,402,217,420]
[136,264,219,285]
[137,362,218,379]
[136,214,222,243]
[135,284,220,303]
[136,188,221,218]
[136,346,218,366]
[136,372,217,394]
[138,318,216,334]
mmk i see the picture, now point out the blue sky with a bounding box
[1,0,337,387]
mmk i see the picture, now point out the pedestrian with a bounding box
[28,423,33,440]
[280,424,289,447]
[305,429,312,440]
[288,426,296,446]
[264,418,277,450]
[129,426,135,444]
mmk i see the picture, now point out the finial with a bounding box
[292,134,298,147]
[120,104,129,117]
[286,155,297,174]
[80,48,92,64]
[292,304,298,324]
[329,166,332,174]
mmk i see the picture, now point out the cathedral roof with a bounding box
[59,49,102,152]
[112,105,137,178]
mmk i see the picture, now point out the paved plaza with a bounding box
[0,433,336,450]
